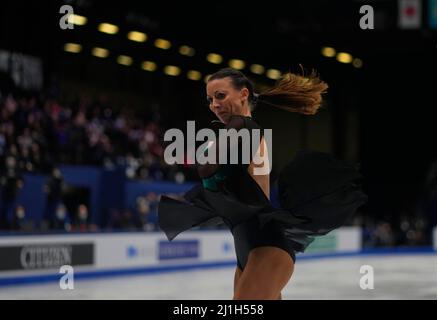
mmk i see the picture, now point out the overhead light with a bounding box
[353,58,363,68]
[321,47,336,58]
[98,23,119,35]
[117,55,133,66]
[142,61,157,72]
[154,39,171,50]
[266,69,281,80]
[337,52,353,64]
[164,65,181,76]
[127,31,147,43]
[250,64,265,75]
[64,43,82,53]
[68,14,87,26]
[179,45,195,57]
[187,70,202,81]
[206,53,223,64]
[229,59,245,70]
[91,47,109,58]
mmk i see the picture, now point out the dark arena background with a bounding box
[0,0,437,301]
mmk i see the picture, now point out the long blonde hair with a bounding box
[209,68,328,115]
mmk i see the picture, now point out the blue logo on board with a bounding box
[126,245,138,258]
[158,240,199,260]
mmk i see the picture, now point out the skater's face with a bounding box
[206,77,250,124]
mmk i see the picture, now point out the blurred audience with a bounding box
[0,91,194,182]
[360,213,428,248]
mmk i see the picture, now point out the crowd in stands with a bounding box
[0,91,195,182]
[0,90,197,232]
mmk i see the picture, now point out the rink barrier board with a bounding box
[0,227,360,274]
[0,227,435,286]
[0,247,436,287]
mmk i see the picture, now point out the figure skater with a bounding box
[158,68,368,300]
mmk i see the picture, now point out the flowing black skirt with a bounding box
[158,149,368,268]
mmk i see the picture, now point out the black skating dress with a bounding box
[158,115,368,270]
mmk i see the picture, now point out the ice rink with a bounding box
[1,253,436,300]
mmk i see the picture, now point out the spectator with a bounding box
[42,167,66,229]
[0,156,24,229]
